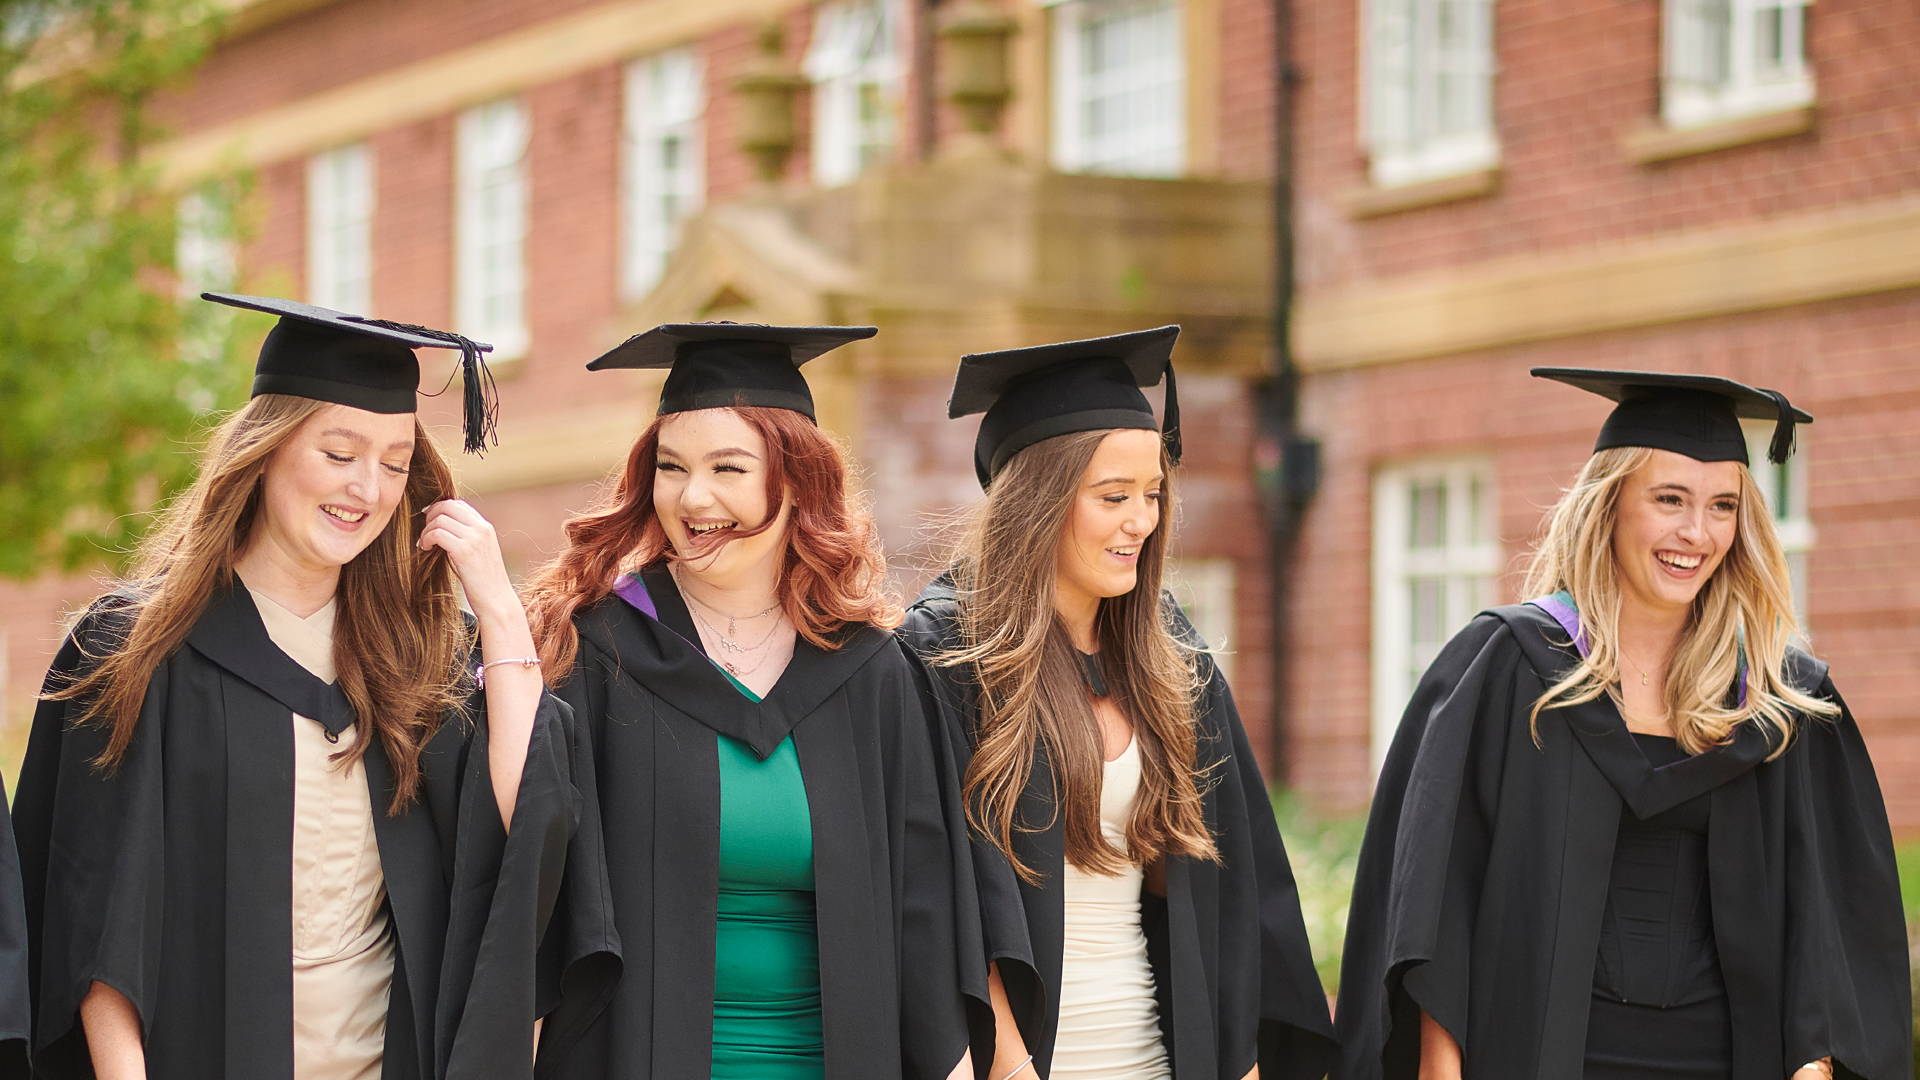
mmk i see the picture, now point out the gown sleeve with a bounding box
[1779,677,1912,1080]
[435,679,620,1079]
[532,643,623,1072]
[1331,614,1515,1080]
[0,772,31,1079]
[896,641,993,1078]
[9,606,170,1076]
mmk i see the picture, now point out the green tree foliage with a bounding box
[0,0,251,580]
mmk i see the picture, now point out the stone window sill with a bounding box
[1342,167,1500,220]
[1621,105,1816,165]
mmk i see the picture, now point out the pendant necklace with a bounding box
[1622,647,1661,687]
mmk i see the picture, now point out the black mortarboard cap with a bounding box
[948,325,1182,488]
[202,292,499,454]
[1532,367,1812,466]
[585,322,879,422]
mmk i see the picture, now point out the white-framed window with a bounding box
[622,48,705,300]
[1663,0,1813,129]
[307,143,373,314]
[1361,0,1498,187]
[1371,457,1500,771]
[455,99,530,360]
[1048,0,1185,178]
[1168,557,1236,682]
[176,190,236,297]
[805,0,903,188]
[1743,421,1814,632]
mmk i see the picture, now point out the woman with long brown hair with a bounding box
[1333,370,1909,1080]
[11,295,612,1080]
[901,327,1336,1080]
[521,323,977,1080]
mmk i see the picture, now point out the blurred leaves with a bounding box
[0,0,252,579]
[1272,788,1365,995]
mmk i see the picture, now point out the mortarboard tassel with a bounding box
[1161,360,1183,466]
[1761,388,1795,465]
[363,319,500,455]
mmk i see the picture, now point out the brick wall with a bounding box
[1293,0,1920,288]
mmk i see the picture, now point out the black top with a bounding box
[1594,734,1722,1008]
[1332,605,1912,1080]
[203,292,501,453]
[584,323,877,422]
[1531,367,1814,466]
[947,326,1182,487]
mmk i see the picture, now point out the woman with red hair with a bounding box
[523,325,979,1080]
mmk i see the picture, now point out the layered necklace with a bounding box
[673,566,787,678]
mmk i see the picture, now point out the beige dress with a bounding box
[1050,736,1174,1080]
[249,587,394,1080]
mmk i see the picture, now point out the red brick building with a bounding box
[1286,0,1920,822]
[0,0,1291,775]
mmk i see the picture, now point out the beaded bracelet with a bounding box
[475,656,541,688]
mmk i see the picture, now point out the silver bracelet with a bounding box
[475,656,541,688]
[994,1054,1034,1080]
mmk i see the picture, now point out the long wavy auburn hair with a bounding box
[1524,445,1839,757]
[48,394,471,813]
[938,429,1218,884]
[523,405,899,679]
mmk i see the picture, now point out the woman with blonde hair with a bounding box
[521,323,977,1080]
[11,295,611,1079]
[902,327,1337,1080]
[1334,369,1909,1080]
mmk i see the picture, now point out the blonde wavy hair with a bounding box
[1523,446,1838,756]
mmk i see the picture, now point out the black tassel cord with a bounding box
[1160,360,1184,466]
[362,319,501,455]
[1761,388,1796,465]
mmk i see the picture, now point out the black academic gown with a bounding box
[1333,603,1912,1080]
[534,566,978,1080]
[0,776,30,1078]
[11,582,618,1079]
[900,575,1338,1080]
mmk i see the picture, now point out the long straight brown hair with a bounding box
[49,394,470,812]
[940,429,1218,884]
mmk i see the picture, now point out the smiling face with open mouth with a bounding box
[1612,448,1744,617]
[652,408,791,587]
[1054,428,1164,616]
[251,403,416,578]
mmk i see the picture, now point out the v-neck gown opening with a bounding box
[1584,733,1730,1080]
[642,573,826,1080]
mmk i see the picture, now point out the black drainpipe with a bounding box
[1256,0,1319,786]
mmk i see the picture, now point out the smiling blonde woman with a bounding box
[1333,369,1910,1080]
[901,327,1337,1080]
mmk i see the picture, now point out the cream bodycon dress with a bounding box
[250,587,395,1080]
[1050,736,1173,1079]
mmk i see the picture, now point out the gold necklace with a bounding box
[1620,647,1663,687]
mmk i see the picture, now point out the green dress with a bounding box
[711,671,824,1080]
